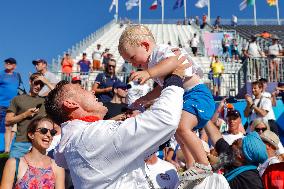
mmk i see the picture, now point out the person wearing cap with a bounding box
[92,59,121,103]
[205,121,267,189]
[77,53,92,74]
[32,59,59,97]
[103,81,130,120]
[257,130,281,176]
[0,58,24,152]
[222,110,244,145]
[5,73,46,158]
[267,35,282,82]
[71,76,82,85]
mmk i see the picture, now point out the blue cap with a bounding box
[113,81,131,90]
[4,58,17,64]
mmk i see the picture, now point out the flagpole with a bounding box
[115,0,118,23]
[208,0,210,23]
[253,0,257,25]
[162,0,164,24]
[184,0,187,20]
[276,0,280,25]
[139,0,141,24]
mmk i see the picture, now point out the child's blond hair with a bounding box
[118,25,156,55]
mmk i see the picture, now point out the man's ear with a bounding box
[62,99,79,109]
[141,41,150,52]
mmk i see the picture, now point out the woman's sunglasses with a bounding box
[36,128,57,137]
[255,128,267,133]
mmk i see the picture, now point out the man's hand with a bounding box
[245,94,253,106]
[129,70,151,84]
[25,108,40,118]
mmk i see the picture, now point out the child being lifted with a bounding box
[118,25,215,188]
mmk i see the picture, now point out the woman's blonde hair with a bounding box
[118,25,155,55]
[251,117,270,131]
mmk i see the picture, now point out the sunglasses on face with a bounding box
[255,127,267,133]
[36,127,57,137]
[108,65,116,68]
[33,80,44,87]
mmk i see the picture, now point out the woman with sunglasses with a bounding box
[1,117,65,189]
[251,118,270,134]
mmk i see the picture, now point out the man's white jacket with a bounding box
[55,85,184,189]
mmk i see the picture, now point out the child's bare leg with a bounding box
[176,111,209,166]
[175,133,195,168]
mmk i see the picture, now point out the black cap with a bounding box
[32,59,47,65]
[227,109,241,118]
[4,58,17,64]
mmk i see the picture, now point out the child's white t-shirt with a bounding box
[148,44,203,86]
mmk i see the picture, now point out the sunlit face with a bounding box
[228,116,241,133]
[254,122,268,134]
[107,60,116,75]
[4,62,16,71]
[30,120,55,150]
[70,84,108,117]
[35,62,47,72]
[252,84,262,96]
[120,44,150,69]
[30,79,44,94]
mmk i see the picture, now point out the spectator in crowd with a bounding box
[259,78,271,98]
[70,76,82,86]
[77,53,92,74]
[244,81,278,135]
[222,110,244,145]
[195,16,200,26]
[230,38,239,63]
[257,130,282,176]
[231,15,237,26]
[102,48,112,68]
[200,14,207,29]
[5,73,46,158]
[267,35,282,82]
[92,44,103,71]
[262,162,284,189]
[222,34,231,62]
[244,36,264,80]
[92,59,121,103]
[210,56,224,97]
[44,64,186,188]
[144,154,179,189]
[0,58,23,152]
[32,59,58,96]
[103,81,130,120]
[214,16,221,30]
[189,33,199,56]
[1,117,65,188]
[205,123,267,189]
[60,53,74,80]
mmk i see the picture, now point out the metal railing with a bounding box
[50,19,116,72]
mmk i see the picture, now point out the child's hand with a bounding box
[130,70,151,84]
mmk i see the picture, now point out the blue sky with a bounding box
[0,0,283,87]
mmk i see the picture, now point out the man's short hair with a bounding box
[45,80,70,125]
[252,81,263,88]
[259,78,268,84]
[118,25,155,55]
[29,73,43,81]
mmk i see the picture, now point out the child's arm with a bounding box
[130,56,180,84]
[132,85,162,109]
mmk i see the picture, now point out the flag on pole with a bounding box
[267,0,277,6]
[150,0,161,10]
[173,0,184,10]
[126,0,139,11]
[109,0,116,12]
[195,0,208,8]
[239,0,254,11]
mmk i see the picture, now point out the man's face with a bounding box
[107,61,116,74]
[252,84,262,96]
[68,84,108,118]
[4,62,16,71]
[30,79,44,95]
[35,62,47,73]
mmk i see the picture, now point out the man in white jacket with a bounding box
[44,64,186,189]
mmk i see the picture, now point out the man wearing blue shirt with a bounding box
[0,58,22,152]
